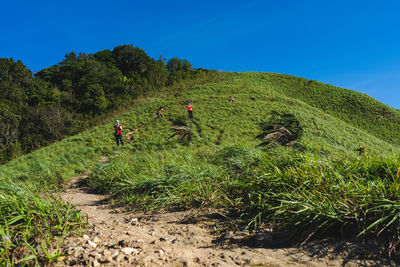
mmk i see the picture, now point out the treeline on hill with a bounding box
[0,45,208,164]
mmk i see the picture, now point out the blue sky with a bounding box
[1,0,400,108]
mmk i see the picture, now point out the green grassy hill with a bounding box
[1,72,400,264]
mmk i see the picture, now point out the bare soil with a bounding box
[57,175,396,267]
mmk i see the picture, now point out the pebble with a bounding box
[111,251,119,257]
[92,260,100,267]
[83,235,90,241]
[121,247,139,255]
[155,249,164,256]
[87,240,97,248]
[137,255,156,265]
[99,255,113,263]
[131,218,139,225]
[115,254,125,262]
[93,236,101,243]
[74,246,84,252]
[89,251,102,259]
[118,239,128,247]
[126,231,135,236]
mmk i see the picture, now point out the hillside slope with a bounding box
[248,72,400,145]
[1,72,400,264]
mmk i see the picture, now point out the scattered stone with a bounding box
[89,251,101,259]
[115,254,125,262]
[87,240,97,248]
[92,259,100,267]
[137,255,156,265]
[121,247,139,255]
[111,251,119,258]
[174,256,189,267]
[103,250,111,256]
[159,237,166,242]
[99,255,113,263]
[130,218,139,225]
[126,231,135,236]
[155,249,164,255]
[74,246,84,252]
[93,236,101,243]
[83,234,90,240]
[118,239,128,247]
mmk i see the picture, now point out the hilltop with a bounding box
[1,71,400,265]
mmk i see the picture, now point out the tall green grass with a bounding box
[89,144,400,253]
[0,182,86,265]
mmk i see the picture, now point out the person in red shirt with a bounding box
[187,103,193,121]
[114,120,124,146]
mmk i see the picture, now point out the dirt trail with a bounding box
[58,174,394,266]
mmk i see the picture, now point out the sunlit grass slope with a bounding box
[2,71,400,262]
[249,72,400,145]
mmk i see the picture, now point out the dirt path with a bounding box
[58,175,394,267]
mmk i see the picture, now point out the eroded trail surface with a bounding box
[59,176,394,267]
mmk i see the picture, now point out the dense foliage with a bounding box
[0,45,204,164]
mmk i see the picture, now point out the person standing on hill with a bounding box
[229,95,236,102]
[187,103,194,121]
[114,120,124,146]
[156,107,164,119]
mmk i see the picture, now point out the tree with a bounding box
[112,45,152,76]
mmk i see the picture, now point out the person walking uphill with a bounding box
[156,107,164,119]
[114,120,124,146]
[187,103,194,121]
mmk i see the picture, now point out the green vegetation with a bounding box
[2,70,400,263]
[0,182,86,265]
[0,45,205,164]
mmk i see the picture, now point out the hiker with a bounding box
[229,95,236,102]
[156,107,164,119]
[114,120,124,146]
[187,103,193,121]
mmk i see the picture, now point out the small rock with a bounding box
[155,249,164,256]
[99,256,113,263]
[74,246,84,252]
[83,234,90,240]
[118,239,128,247]
[93,236,101,244]
[175,257,189,267]
[126,231,135,236]
[89,251,101,259]
[159,237,166,242]
[92,260,100,267]
[121,247,139,255]
[87,240,97,248]
[103,250,111,256]
[130,218,139,225]
[137,255,156,265]
[111,251,119,257]
[115,254,125,262]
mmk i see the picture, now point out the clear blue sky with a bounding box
[1,0,400,108]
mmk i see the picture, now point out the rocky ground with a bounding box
[57,174,396,267]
